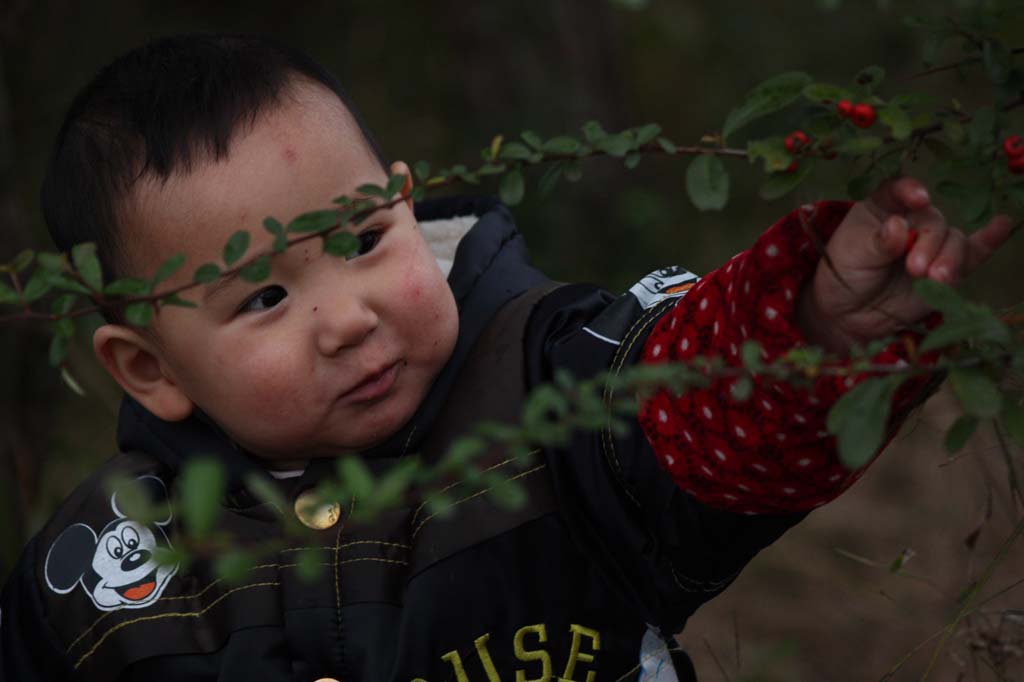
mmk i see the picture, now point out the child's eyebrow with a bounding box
[202,271,243,304]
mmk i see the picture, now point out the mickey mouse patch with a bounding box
[44,475,179,611]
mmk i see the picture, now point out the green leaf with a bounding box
[802,82,852,103]
[944,415,979,453]
[104,277,151,296]
[214,550,254,584]
[477,163,507,176]
[827,375,903,469]
[22,271,52,302]
[356,183,387,198]
[538,164,563,198]
[879,106,912,140]
[949,368,1002,418]
[942,119,967,146]
[288,210,338,234]
[323,232,359,258]
[37,251,67,273]
[105,475,164,525]
[741,340,764,371]
[581,120,607,144]
[633,123,662,146]
[730,376,753,402]
[747,137,791,173]
[263,217,285,236]
[686,155,730,211]
[239,255,271,283]
[624,152,641,169]
[161,293,198,309]
[722,72,812,142]
[295,548,325,581]
[71,242,103,291]
[487,478,527,510]
[595,133,633,158]
[242,472,288,515]
[853,65,886,92]
[921,315,1011,351]
[657,137,677,154]
[386,173,407,197]
[125,302,154,327]
[152,253,186,285]
[521,130,543,149]
[759,160,814,200]
[912,279,967,316]
[0,281,19,304]
[180,457,226,538]
[50,293,76,316]
[370,459,420,510]
[499,142,535,161]
[12,249,34,272]
[413,160,431,182]
[223,230,251,266]
[48,333,70,368]
[835,136,883,154]
[1001,400,1024,447]
[338,456,374,498]
[564,160,583,182]
[193,263,222,284]
[500,168,525,206]
[541,136,580,155]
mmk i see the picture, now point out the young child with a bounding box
[1,33,1012,682]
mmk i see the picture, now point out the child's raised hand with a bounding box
[797,176,1014,354]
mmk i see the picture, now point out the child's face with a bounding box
[120,82,459,459]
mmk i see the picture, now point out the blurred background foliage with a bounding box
[1,1,1023,679]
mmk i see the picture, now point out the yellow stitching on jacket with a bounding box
[338,557,408,567]
[66,560,289,652]
[412,464,547,539]
[410,456,518,526]
[73,581,280,669]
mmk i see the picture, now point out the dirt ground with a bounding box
[678,386,1024,682]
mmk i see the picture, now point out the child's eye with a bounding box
[350,229,382,259]
[239,285,288,313]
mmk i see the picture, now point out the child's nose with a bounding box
[314,292,379,356]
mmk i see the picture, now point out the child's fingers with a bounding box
[964,214,1013,272]
[925,229,965,284]
[864,176,932,222]
[904,206,949,277]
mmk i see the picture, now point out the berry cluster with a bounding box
[1003,134,1024,174]
[783,130,810,173]
[837,99,876,129]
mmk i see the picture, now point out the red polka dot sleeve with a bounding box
[637,201,942,514]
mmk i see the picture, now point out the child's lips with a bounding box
[340,361,401,403]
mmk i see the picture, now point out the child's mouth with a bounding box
[341,361,400,403]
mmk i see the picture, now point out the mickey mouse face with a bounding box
[87,519,175,608]
[44,476,179,612]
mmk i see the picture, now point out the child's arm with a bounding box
[639,177,1012,513]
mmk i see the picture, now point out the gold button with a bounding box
[294,490,341,530]
[313,678,340,682]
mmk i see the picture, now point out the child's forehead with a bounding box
[122,84,384,280]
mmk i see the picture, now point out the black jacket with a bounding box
[2,197,803,682]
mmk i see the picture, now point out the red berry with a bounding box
[905,228,918,252]
[1010,154,1024,175]
[851,103,877,129]
[1004,134,1024,158]
[837,100,854,118]
[784,161,799,173]
[784,130,810,153]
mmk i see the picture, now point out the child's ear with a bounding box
[92,324,194,422]
[389,161,415,211]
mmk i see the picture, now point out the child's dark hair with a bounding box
[40,32,386,321]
